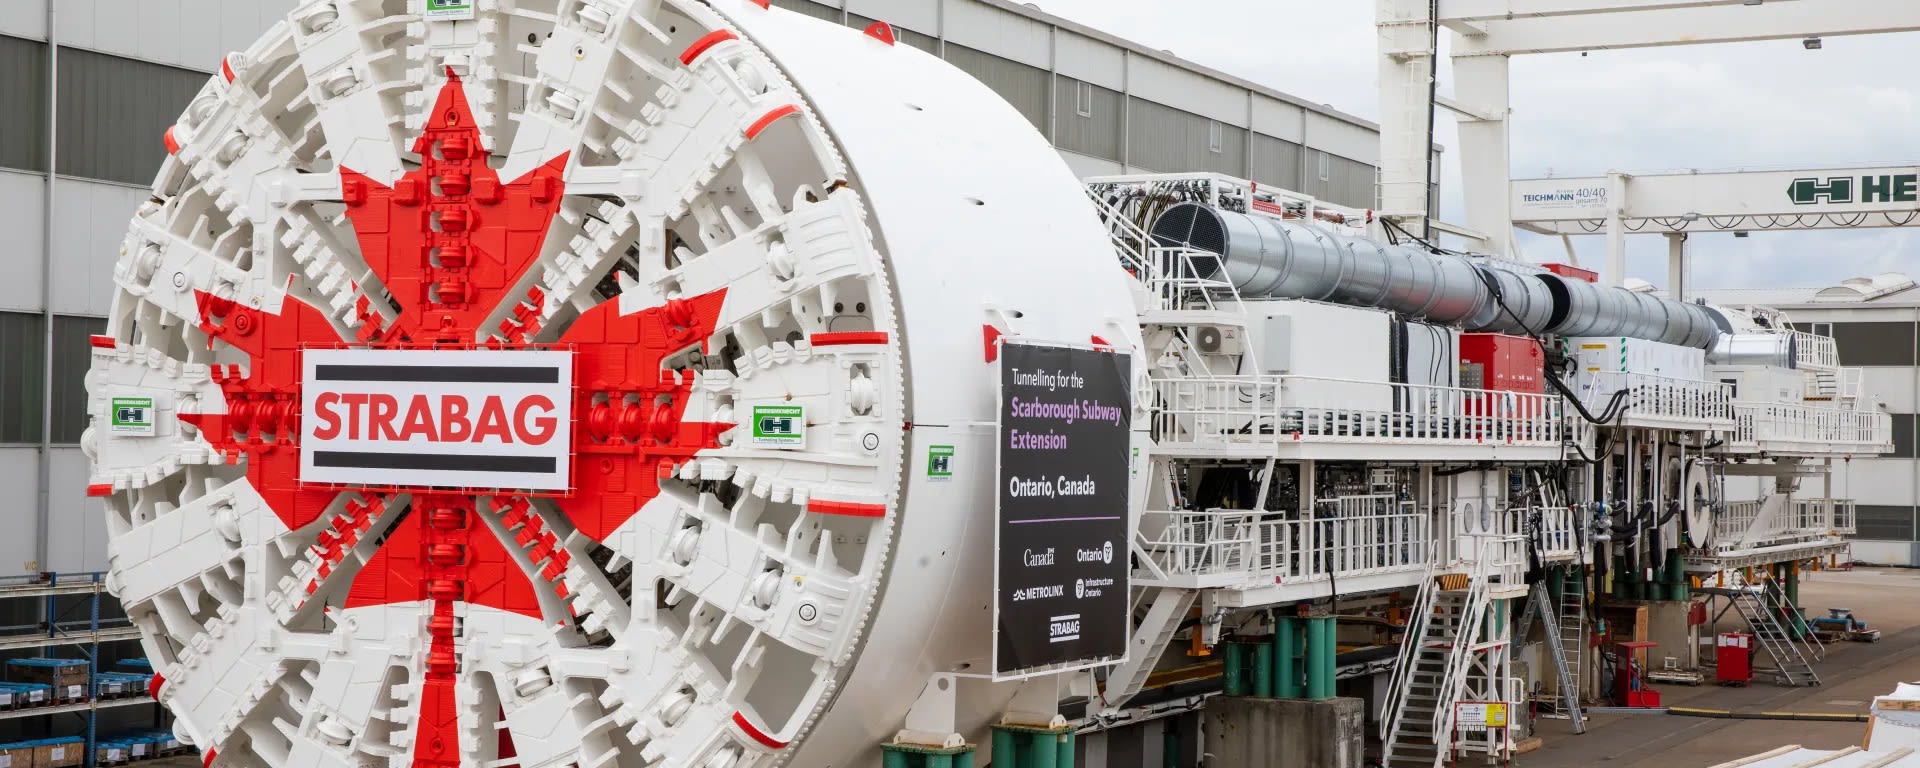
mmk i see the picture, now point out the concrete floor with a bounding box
[1520,566,1920,767]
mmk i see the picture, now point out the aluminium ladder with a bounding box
[1516,580,1586,734]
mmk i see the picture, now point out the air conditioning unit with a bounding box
[1193,324,1243,355]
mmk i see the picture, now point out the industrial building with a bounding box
[0,0,1409,579]
[4,1,1914,768]
[1688,274,1920,567]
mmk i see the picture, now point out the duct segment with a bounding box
[1468,266,1556,335]
[1534,273,1722,349]
[1148,203,1495,323]
[1708,333,1798,368]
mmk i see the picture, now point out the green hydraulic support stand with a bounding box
[990,725,1074,768]
[1223,642,1247,696]
[1251,642,1274,698]
[1781,561,1808,637]
[881,742,976,768]
[1665,552,1689,600]
[1274,618,1304,699]
[1305,616,1336,700]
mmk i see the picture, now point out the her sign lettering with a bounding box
[299,349,573,491]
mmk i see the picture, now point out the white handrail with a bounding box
[1729,402,1892,452]
[1152,374,1563,449]
[1578,371,1733,423]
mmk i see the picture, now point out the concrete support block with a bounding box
[1203,696,1364,768]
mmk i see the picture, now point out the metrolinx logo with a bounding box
[1788,173,1920,205]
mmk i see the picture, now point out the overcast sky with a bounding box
[1027,0,1920,291]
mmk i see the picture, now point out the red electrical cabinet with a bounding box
[1716,632,1754,686]
[1460,333,1545,394]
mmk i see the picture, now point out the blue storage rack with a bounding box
[0,574,160,768]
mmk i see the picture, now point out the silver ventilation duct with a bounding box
[1536,274,1724,349]
[1707,333,1798,369]
[1147,202,1553,334]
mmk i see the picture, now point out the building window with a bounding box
[1810,322,1833,338]
[1855,504,1917,541]
[1207,120,1223,153]
[51,315,106,444]
[0,312,46,444]
[1830,321,1917,367]
[1075,82,1094,118]
[1318,152,1332,182]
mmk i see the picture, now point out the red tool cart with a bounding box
[1614,640,1663,708]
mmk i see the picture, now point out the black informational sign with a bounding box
[994,341,1132,678]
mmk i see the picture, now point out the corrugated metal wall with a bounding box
[769,0,841,23]
[1054,75,1122,162]
[944,43,1048,131]
[55,46,208,186]
[0,36,48,173]
[848,12,938,53]
[1305,150,1376,209]
[1126,96,1245,176]
[1251,132,1303,191]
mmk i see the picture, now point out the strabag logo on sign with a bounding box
[300,349,573,491]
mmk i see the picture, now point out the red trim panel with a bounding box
[863,21,896,46]
[164,126,181,155]
[745,105,801,140]
[86,484,113,497]
[221,57,236,83]
[749,0,770,7]
[150,673,166,700]
[679,30,738,66]
[983,325,1003,363]
[809,331,889,347]
[203,749,217,768]
[1090,335,1112,350]
[807,500,887,518]
[732,711,788,749]
[89,335,117,349]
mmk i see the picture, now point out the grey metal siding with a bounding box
[1306,150,1376,209]
[50,315,104,444]
[1126,96,1245,176]
[770,0,842,23]
[0,35,48,173]
[56,46,209,186]
[944,43,1048,131]
[1856,504,1917,541]
[1054,75,1122,162]
[848,13,939,53]
[0,311,44,444]
[1251,132,1303,190]
[1831,321,1917,367]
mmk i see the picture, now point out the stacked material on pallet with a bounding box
[1706,683,1920,766]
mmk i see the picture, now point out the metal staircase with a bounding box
[1098,587,1196,710]
[1380,564,1495,768]
[1516,580,1586,734]
[1717,578,1821,686]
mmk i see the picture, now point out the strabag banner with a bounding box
[300,348,573,491]
[994,341,1131,679]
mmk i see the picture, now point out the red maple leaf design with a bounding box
[183,72,729,768]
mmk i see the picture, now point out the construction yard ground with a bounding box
[1522,566,1920,767]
